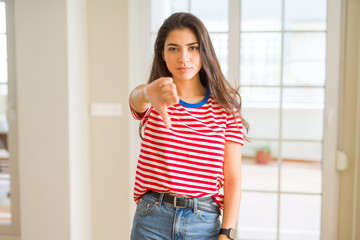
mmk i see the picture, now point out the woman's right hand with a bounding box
[145,77,179,129]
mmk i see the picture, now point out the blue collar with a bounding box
[179,88,210,108]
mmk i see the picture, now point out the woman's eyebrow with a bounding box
[166,42,199,47]
[187,42,199,46]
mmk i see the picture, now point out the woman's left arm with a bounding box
[218,141,242,240]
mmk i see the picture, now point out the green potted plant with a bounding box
[255,145,271,164]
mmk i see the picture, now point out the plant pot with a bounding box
[256,149,271,164]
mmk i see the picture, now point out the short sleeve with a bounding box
[225,110,245,146]
[129,104,152,123]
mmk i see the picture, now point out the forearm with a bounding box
[219,141,242,240]
[129,84,151,114]
[222,179,242,229]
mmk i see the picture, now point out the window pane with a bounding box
[0,84,7,131]
[151,0,171,33]
[281,88,324,140]
[240,33,282,86]
[279,194,321,240]
[282,141,323,162]
[191,0,228,32]
[0,34,7,62]
[0,61,7,83]
[0,3,6,34]
[242,140,279,191]
[171,0,189,12]
[284,0,327,31]
[280,153,322,194]
[210,33,228,78]
[238,192,278,240]
[283,33,326,86]
[0,170,10,224]
[242,105,280,139]
[241,0,282,31]
[282,87,324,109]
[240,87,280,109]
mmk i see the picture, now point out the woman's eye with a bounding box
[168,47,177,52]
[190,46,199,51]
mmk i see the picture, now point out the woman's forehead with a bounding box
[165,28,198,45]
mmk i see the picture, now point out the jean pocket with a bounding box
[197,210,220,223]
[136,197,158,217]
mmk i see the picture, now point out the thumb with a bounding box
[157,106,172,129]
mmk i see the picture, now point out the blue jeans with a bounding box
[131,192,221,240]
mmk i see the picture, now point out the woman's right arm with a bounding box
[129,84,151,117]
[128,77,179,129]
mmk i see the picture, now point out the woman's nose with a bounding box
[178,50,189,63]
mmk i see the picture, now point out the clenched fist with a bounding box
[145,77,179,129]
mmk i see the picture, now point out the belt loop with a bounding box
[158,193,165,205]
[193,198,198,213]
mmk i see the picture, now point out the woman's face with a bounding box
[163,28,202,83]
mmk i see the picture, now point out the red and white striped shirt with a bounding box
[130,90,244,209]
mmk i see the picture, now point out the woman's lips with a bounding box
[177,67,191,72]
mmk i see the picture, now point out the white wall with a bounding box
[11,0,131,239]
[88,0,131,239]
[14,0,91,239]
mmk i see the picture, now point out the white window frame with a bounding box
[129,0,344,239]
[0,0,21,236]
[228,0,343,239]
[319,0,345,239]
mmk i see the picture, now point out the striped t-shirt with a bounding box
[130,89,244,209]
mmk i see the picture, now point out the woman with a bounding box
[129,12,248,240]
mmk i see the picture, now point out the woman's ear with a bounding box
[162,52,165,61]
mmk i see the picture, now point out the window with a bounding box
[237,0,327,239]
[0,0,11,225]
[0,0,20,234]
[146,0,340,239]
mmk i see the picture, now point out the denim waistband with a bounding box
[147,191,221,215]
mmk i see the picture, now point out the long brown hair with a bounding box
[145,12,249,139]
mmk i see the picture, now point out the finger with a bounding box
[161,84,177,100]
[162,94,180,106]
[158,77,173,88]
[162,85,178,99]
[160,77,173,83]
[157,106,172,129]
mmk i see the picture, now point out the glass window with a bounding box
[171,0,189,12]
[283,33,326,86]
[191,0,228,32]
[242,140,279,191]
[241,0,282,31]
[151,0,171,33]
[0,3,5,34]
[240,33,282,86]
[210,33,228,77]
[0,61,7,84]
[279,194,321,239]
[284,0,327,31]
[281,87,324,141]
[238,192,278,239]
[0,34,7,62]
[0,0,11,226]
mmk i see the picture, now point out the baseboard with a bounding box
[0,236,20,240]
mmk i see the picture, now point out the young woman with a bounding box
[129,12,248,240]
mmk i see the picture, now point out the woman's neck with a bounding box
[174,77,207,103]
